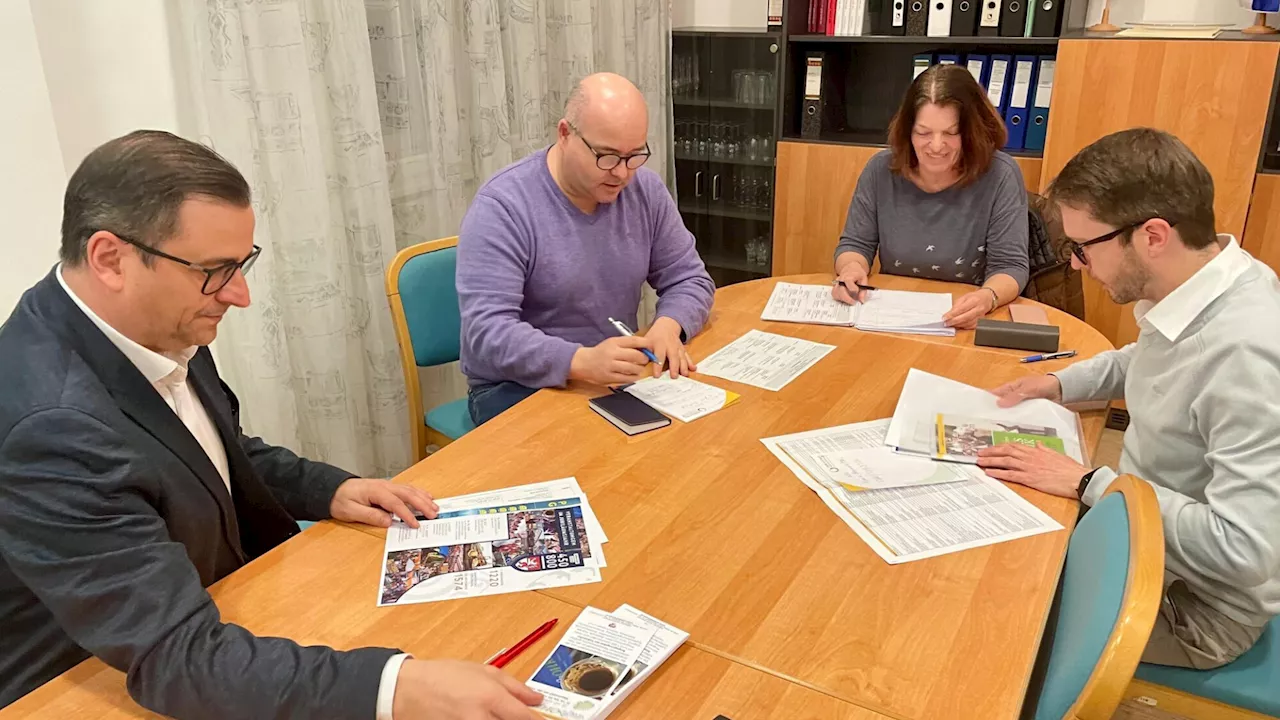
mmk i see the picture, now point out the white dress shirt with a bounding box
[57,266,407,719]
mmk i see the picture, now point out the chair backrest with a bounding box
[387,237,462,368]
[1034,475,1165,720]
[385,237,461,458]
[1024,192,1086,320]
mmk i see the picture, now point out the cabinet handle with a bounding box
[712,173,721,201]
[695,171,704,198]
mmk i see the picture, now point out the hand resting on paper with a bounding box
[393,659,543,720]
[329,478,439,529]
[942,289,996,330]
[988,375,1063,408]
[645,316,697,379]
[976,442,1090,499]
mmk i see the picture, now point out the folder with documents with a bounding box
[1025,56,1054,151]
[912,53,932,79]
[987,54,1013,115]
[906,0,928,35]
[1028,0,1062,36]
[928,0,954,36]
[1004,55,1036,150]
[1000,0,1027,36]
[978,0,1001,35]
[966,54,989,87]
[952,0,979,35]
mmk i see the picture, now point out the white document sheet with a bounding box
[854,289,956,336]
[768,419,973,490]
[764,426,1063,564]
[886,368,1086,464]
[622,375,739,423]
[760,283,955,337]
[696,329,836,391]
[760,282,857,325]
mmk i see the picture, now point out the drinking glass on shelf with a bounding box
[760,179,772,210]
[748,174,761,209]
[733,70,747,104]
[745,236,759,266]
[745,135,759,162]
[760,135,773,160]
[753,72,771,107]
[691,53,700,95]
[710,123,724,160]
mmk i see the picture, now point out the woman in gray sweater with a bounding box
[832,64,1029,329]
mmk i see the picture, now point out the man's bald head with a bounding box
[551,72,651,209]
[564,73,648,133]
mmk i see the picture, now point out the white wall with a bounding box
[0,0,66,316]
[1086,0,1257,28]
[672,0,768,28]
[30,0,194,175]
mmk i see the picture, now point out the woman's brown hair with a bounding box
[887,63,1007,187]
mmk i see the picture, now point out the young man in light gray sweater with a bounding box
[975,128,1280,670]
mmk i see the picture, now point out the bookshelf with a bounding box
[778,0,1087,156]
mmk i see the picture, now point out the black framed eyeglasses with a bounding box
[1064,218,1171,266]
[113,233,261,295]
[568,123,651,170]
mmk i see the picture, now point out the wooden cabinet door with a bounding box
[1040,38,1279,347]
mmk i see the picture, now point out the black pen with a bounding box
[834,279,877,292]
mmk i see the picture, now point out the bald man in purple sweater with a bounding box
[457,73,715,425]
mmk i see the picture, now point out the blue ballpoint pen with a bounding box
[607,317,661,365]
[1020,350,1077,364]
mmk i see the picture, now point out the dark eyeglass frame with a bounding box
[567,122,651,171]
[112,233,261,295]
[1066,218,1173,266]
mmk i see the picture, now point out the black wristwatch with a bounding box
[1076,468,1100,500]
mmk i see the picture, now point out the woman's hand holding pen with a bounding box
[832,260,870,305]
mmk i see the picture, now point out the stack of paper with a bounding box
[763,419,1063,564]
[886,368,1085,464]
[528,605,688,720]
[621,375,740,423]
[377,478,608,606]
[697,329,836,391]
[761,283,956,337]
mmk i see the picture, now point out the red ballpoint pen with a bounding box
[486,619,558,668]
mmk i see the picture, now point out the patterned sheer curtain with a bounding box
[364,0,673,416]
[176,0,411,477]
[175,0,672,475]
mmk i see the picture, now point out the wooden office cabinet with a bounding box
[1040,38,1279,347]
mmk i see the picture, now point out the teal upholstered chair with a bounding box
[1032,475,1165,720]
[386,237,475,462]
[1126,619,1279,719]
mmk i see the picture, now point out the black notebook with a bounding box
[589,392,671,436]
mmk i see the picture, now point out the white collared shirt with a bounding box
[56,265,231,490]
[1133,234,1252,342]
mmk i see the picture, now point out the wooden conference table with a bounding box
[6,274,1114,720]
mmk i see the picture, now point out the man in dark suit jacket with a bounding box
[0,131,542,719]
